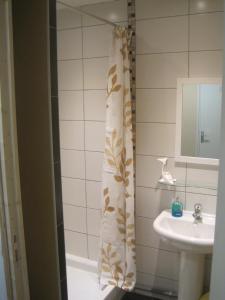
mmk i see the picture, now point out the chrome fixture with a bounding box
[193,203,203,223]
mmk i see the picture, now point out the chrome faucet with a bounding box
[193,203,203,223]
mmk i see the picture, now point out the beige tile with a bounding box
[63,204,87,232]
[84,58,108,89]
[84,90,106,121]
[136,155,186,189]
[57,28,82,60]
[136,217,177,252]
[88,235,100,261]
[82,0,127,26]
[86,180,101,209]
[137,272,178,293]
[136,0,188,20]
[136,16,188,54]
[136,187,185,219]
[83,25,112,58]
[62,178,86,206]
[136,53,188,88]
[59,91,83,120]
[189,0,224,13]
[61,150,85,178]
[85,121,105,152]
[60,121,84,150]
[57,6,82,30]
[189,50,223,77]
[185,193,217,214]
[190,13,223,51]
[87,208,101,236]
[136,246,179,280]
[136,123,175,156]
[86,151,103,181]
[186,164,218,190]
[136,89,176,123]
[64,230,88,257]
[58,60,83,90]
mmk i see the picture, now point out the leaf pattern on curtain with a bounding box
[98,26,136,291]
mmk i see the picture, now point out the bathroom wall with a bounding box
[57,0,224,294]
[57,0,128,261]
[135,0,223,293]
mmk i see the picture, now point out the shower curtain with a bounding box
[98,26,136,291]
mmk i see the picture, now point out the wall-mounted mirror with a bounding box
[175,78,222,166]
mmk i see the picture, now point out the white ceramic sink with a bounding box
[153,210,215,253]
[153,209,215,300]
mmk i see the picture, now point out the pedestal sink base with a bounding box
[178,251,205,300]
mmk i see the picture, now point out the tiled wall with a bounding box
[57,0,224,294]
[135,0,223,293]
[57,0,128,261]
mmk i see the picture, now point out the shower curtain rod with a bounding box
[57,1,123,28]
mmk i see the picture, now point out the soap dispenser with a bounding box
[171,197,183,217]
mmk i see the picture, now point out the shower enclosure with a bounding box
[56,0,135,298]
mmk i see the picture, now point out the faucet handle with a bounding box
[194,203,202,213]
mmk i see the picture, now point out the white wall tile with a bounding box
[136,16,188,54]
[59,91,83,120]
[57,29,82,60]
[85,121,105,152]
[88,235,100,261]
[186,164,218,190]
[185,193,217,214]
[136,123,175,156]
[87,209,101,236]
[61,150,85,178]
[189,0,224,13]
[64,230,88,257]
[189,50,223,77]
[62,177,86,206]
[84,90,106,121]
[190,13,223,51]
[136,89,176,123]
[83,25,112,58]
[136,53,188,88]
[136,187,185,219]
[58,60,83,90]
[57,7,82,30]
[81,0,127,26]
[136,0,188,20]
[136,217,177,252]
[84,58,108,89]
[60,121,84,150]
[136,155,186,189]
[86,180,101,209]
[63,205,87,232]
[86,151,103,181]
[136,246,179,280]
[137,272,178,293]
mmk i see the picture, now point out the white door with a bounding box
[197,84,222,159]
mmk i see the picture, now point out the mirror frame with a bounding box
[175,77,222,166]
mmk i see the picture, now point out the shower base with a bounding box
[66,254,123,300]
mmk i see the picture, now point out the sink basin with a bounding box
[153,210,215,253]
[153,210,215,300]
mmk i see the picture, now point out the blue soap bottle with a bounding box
[171,197,183,217]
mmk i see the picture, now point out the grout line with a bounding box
[60,119,105,122]
[136,49,223,57]
[63,202,101,211]
[136,243,179,254]
[61,176,101,183]
[136,121,176,125]
[61,148,103,153]
[136,270,178,283]
[59,88,106,92]
[80,16,90,260]
[64,228,99,239]
[135,10,224,23]
[58,55,109,61]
